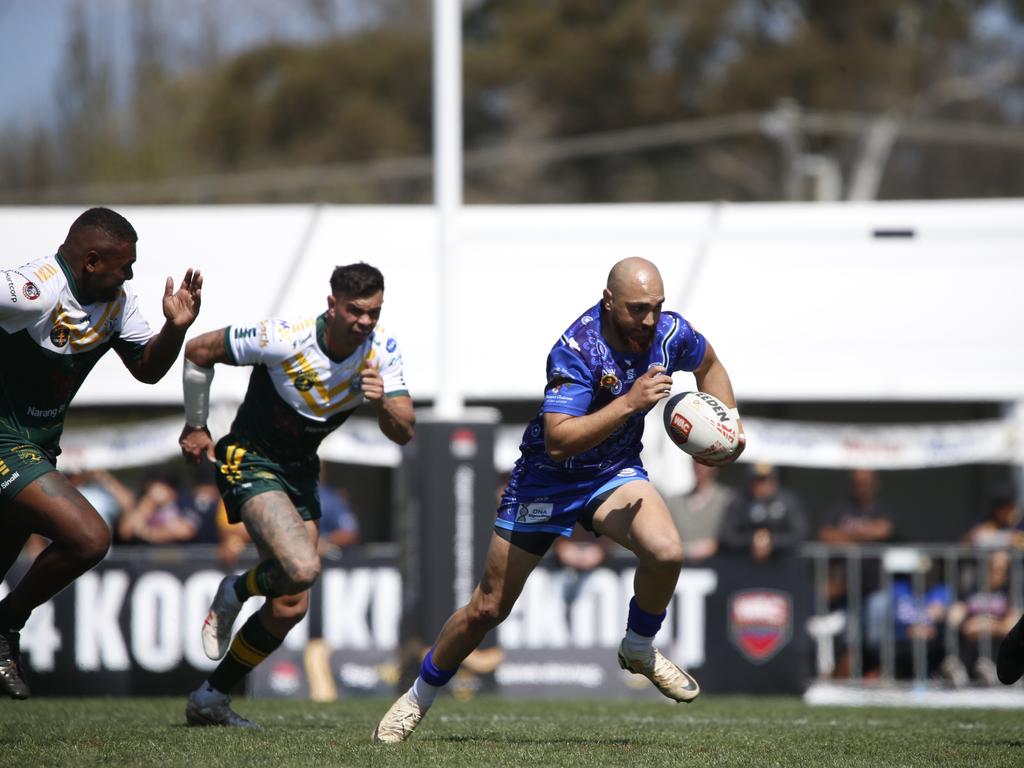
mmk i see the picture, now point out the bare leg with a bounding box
[240,491,320,597]
[1,472,111,620]
[591,479,683,614]
[431,532,542,670]
[255,519,319,638]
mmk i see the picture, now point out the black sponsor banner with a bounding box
[4,548,400,697]
[461,554,810,698]
[6,546,808,697]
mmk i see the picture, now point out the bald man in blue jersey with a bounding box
[374,257,745,742]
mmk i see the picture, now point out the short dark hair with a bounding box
[330,262,384,298]
[69,207,138,244]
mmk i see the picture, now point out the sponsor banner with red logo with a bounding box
[7,547,808,697]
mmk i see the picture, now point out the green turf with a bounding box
[1,695,1022,768]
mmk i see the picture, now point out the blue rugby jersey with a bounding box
[512,302,707,478]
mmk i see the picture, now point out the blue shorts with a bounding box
[495,464,649,540]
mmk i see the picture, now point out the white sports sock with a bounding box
[622,628,655,658]
[192,681,228,705]
[408,676,439,709]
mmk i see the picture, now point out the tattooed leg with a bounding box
[0,472,111,620]
[256,518,320,639]
[239,491,320,598]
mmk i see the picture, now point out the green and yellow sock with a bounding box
[208,612,283,694]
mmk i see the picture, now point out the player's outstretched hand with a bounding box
[179,424,215,465]
[359,364,385,405]
[163,268,203,329]
[624,365,674,412]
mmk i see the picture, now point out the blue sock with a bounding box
[419,649,457,687]
[627,596,666,638]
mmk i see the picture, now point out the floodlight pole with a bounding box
[433,0,464,418]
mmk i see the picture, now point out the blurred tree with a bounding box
[2,0,1021,203]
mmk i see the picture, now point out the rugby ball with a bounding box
[663,391,740,462]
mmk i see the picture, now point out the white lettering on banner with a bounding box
[668,569,718,668]
[184,572,224,670]
[568,570,622,648]
[371,567,401,650]
[284,610,310,651]
[499,567,717,668]
[131,572,182,672]
[322,568,400,650]
[21,601,61,671]
[453,465,474,607]
[76,571,130,671]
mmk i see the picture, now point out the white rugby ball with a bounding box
[663,391,740,462]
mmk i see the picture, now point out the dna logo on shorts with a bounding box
[515,503,553,523]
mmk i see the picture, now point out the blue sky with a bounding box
[0,0,376,129]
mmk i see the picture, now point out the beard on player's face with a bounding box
[610,313,655,353]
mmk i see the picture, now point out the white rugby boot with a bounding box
[373,691,427,743]
[617,640,700,703]
[185,684,259,728]
[202,574,242,660]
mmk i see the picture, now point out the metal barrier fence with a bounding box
[802,543,1024,686]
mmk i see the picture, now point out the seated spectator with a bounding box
[69,469,135,533]
[216,500,251,569]
[319,482,360,554]
[118,472,199,545]
[554,525,610,612]
[963,485,1024,549]
[864,557,952,680]
[818,468,895,545]
[663,460,735,562]
[183,464,223,546]
[719,463,809,562]
[943,549,1018,686]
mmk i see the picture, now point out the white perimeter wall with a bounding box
[5,199,1024,406]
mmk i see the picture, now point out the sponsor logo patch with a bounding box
[670,413,693,444]
[0,471,21,490]
[386,337,397,353]
[515,502,553,524]
[729,589,793,664]
[49,324,70,347]
[22,281,40,300]
[294,373,317,392]
[600,371,620,391]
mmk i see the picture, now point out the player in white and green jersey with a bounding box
[0,207,203,699]
[178,262,415,728]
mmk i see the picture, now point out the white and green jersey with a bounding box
[0,253,154,457]
[223,313,408,465]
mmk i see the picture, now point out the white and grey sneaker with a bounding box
[202,575,242,661]
[373,691,427,743]
[617,640,700,703]
[185,685,258,728]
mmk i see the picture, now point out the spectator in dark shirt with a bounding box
[719,463,809,562]
[818,468,895,545]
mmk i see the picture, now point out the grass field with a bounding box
[2,695,1023,768]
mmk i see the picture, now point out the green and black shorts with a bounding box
[214,437,321,524]
[0,435,56,504]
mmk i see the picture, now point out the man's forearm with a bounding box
[136,322,188,384]
[376,397,415,445]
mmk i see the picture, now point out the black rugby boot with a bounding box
[0,630,30,699]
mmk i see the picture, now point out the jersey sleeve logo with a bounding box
[22,282,40,300]
[386,337,397,353]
